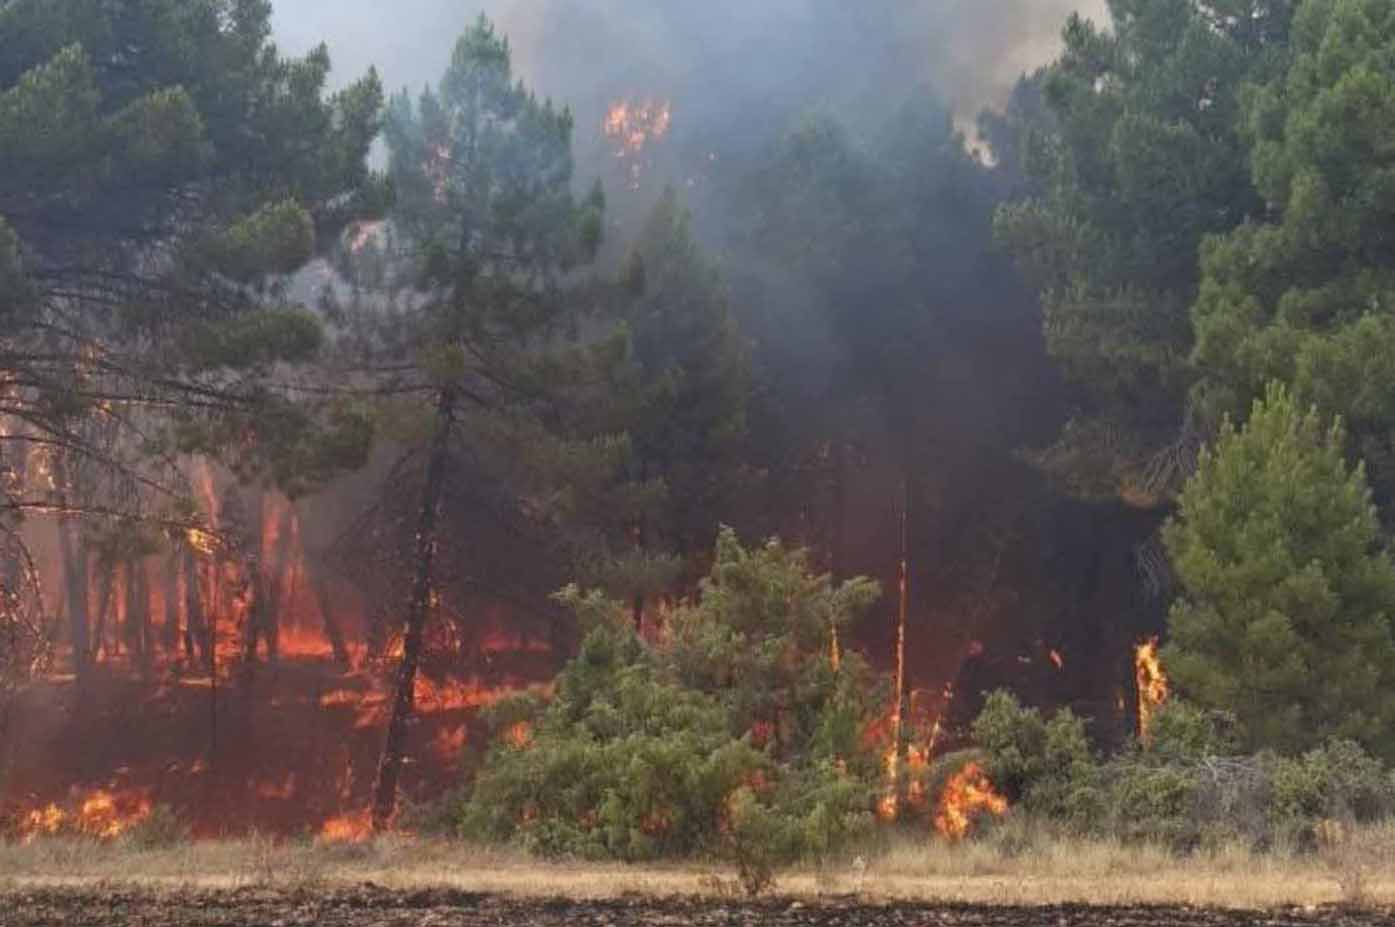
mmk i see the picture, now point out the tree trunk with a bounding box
[891,480,909,809]
[127,559,151,676]
[371,386,456,832]
[92,559,115,661]
[57,519,90,680]
[184,547,207,661]
[314,576,351,667]
[51,456,91,682]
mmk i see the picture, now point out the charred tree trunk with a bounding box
[162,549,181,656]
[57,518,90,680]
[92,558,116,662]
[372,386,456,832]
[52,456,91,683]
[891,480,910,809]
[829,440,847,670]
[126,559,151,676]
[183,547,207,661]
[314,576,351,667]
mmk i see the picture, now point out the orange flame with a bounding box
[604,99,672,157]
[320,809,373,843]
[18,788,153,842]
[1049,649,1064,670]
[934,762,1007,840]
[1135,637,1169,744]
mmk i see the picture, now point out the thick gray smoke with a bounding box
[275,1,1109,134]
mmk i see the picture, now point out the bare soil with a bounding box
[5,886,1393,927]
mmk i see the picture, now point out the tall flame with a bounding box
[1135,637,1169,744]
[934,762,1008,840]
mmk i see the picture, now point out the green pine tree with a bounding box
[1191,0,1395,512]
[353,14,610,830]
[995,0,1293,504]
[1163,382,1395,757]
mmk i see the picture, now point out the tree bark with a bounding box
[57,519,90,679]
[314,576,351,667]
[52,456,91,682]
[183,546,207,661]
[371,386,456,832]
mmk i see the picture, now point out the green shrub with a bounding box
[969,690,1100,827]
[458,529,884,873]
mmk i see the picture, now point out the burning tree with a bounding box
[0,0,385,687]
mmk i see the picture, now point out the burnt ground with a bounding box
[4,887,1392,927]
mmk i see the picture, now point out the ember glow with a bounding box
[1135,637,1169,744]
[934,762,1008,840]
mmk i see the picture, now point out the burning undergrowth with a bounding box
[1,457,562,842]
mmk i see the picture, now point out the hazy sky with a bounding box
[272,1,1111,124]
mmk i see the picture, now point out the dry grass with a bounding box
[3,824,1395,909]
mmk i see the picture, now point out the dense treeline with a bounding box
[7,0,1395,868]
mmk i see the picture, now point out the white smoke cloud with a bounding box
[274,1,1110,124]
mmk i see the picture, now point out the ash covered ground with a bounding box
[5,887,1391,927]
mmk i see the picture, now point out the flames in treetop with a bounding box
[604,99,672,156]
[1135,637,1169,743]
[603,98,673,189]
[934,762,1008,840]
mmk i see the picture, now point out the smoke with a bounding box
[274,1,1110,131]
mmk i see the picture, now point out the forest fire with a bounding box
[18,789,153,843]
[604,99,672,157]
[320,809,374,843]
[934,762,1008,840]
[1135,637,1169,743]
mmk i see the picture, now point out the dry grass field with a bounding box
[4,824,1395,911]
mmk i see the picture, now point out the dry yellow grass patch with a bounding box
[3,826,1394,910]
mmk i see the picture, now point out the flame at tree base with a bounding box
[1135,637,1169,744]
[934,762,1008,840]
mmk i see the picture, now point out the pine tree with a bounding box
[1191,0,1395,512]
[1163,382,1395,756]
[0,0,385,684]
[361,14,607,830]
[583,188,752,624]
[995,0,1293,504]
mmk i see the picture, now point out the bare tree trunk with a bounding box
[372,386,456,832]
[132,559,153,676]
[92,559,115,662]
[57,520,90,680]
[829,440,847,670]
[314,577,351,667]
[183,547,207,661]
[51,456,90,683]
[891,480,909,809]
[162,548,180,656]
